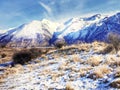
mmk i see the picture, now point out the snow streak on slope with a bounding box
[50,13,120,44]
[13,19,58,39]
[58,14,105,38]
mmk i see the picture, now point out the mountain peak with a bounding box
[0,19,59,47]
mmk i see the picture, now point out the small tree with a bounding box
[107,32,120,53]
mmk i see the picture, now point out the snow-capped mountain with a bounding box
[1,12,120,47]
[50,13,120,44]
[0,19,59,47]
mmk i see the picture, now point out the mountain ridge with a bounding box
[0,19,59,47]
[50,12,120,44]
[1,13,120,47]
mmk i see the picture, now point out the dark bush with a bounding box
[29,48,42,59]
[107,32,120,53]
[0,44,6,48]
[55,43,64,48]
[1,53,7,58]
[54,39,66,49]
[12,51,32,65]
[99,45,113,54]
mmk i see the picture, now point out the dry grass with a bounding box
[88,65,111,79]
[79,66,92,77]
[104,56,120,68]
[1,41,120,89]
[65,82,74,90]
[85,56,102,66]
[51,71,65,81]
[109,78,120,88]
[0,48,17,64]
[0,65,23,84]
[98,45,114,54]
[113,67,120,78]
[72,54,83,63]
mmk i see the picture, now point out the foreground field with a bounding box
[0,42,120,90]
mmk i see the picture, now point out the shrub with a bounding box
[29,48,42,59]
[12,51,32,65]
[1,53,7,58]
[54,39,66,49]
[99,45,113,54]
[107,32,120,53]
[0,44,6,48]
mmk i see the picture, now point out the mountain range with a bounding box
[50,13,120,44]
[0,19,59,47]
[0,12,120,47]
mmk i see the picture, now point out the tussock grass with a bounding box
[98,45,114,54]
[65,82,74,90]
[85,56,102,66]
[72,54,83,63]
[2,41,120,89]
[0,65,23,83]
[79,66,92,77]
[104,56,120,68]
[113,67,120,78]
[88,65,111,79]
[109,78,120,88]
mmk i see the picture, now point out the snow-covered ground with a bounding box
[0,43,120,90]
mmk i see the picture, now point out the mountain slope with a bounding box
[0,19,59,47]
[50,13,120,44]
[1,13,120,47]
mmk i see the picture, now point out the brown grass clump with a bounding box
[88,65,111,80]
[98,45,113,54]
[110,59,120,68]
[109,78,120,88]
[65,82,74,90]
[103,55,116,65]
[72,54,83,63]
[113,67,120,78]
[79,66,92,77]
[0,65,23,83]
[0,48,16,64]
[104,56,120,68]
[51,71,65,81]
[85,56,102,66]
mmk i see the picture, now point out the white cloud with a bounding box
[39,1,52,15]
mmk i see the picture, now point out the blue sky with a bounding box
[0,0,120,30]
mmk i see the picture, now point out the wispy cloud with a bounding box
[39,1,52,16]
